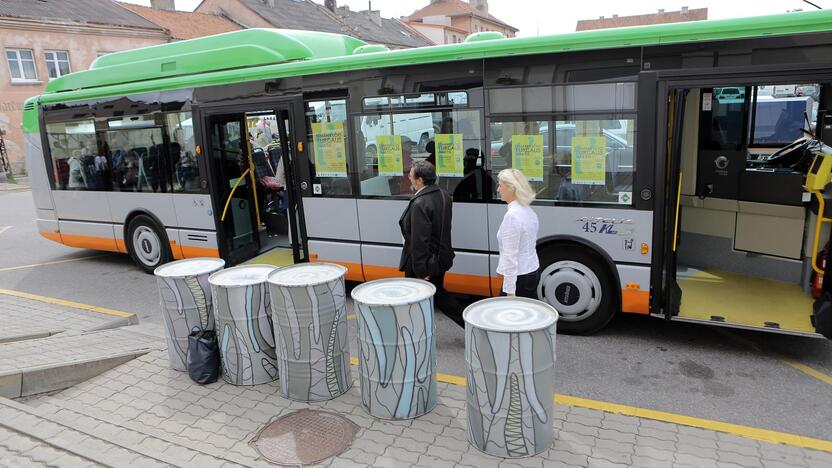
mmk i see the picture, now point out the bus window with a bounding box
[166,112,200,193]
[489,118,635,204]
[306,99,352,196]
[105,114,168,193]
[355,109,483,198]
[748,84,819,146]
[46,120,101,191]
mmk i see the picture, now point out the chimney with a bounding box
[325,0,336,13]
[368,10,382,27]
[612,14,618,18]
[266,0,275,8]
[658,8,665,13]
[681,6,689,14]
[150,0,175,10]
[470,0,488,14]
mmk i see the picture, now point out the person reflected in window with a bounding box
[453,148,491,200]
[496,169,540,298]
[425,140,436,166]
[399,160,464,326]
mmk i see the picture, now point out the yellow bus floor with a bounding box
[244,247,295,267]
[676,267,815,333]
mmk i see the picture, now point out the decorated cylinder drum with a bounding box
[266,263,352,401]
[154,258,226,371]
[463,297,558,458]
[209,264,278,386]
[351,278,437,420]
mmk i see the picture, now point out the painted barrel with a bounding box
[208,264,279,385]
[266,263,351,401]
[463,297,558,458]
[154,258,226,371]
[351,278,437,420]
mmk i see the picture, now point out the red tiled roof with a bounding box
[117,2,241,40]
[407,0,517,32]
[576,8,708,31]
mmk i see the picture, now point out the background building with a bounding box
[576,6,708,31]
[195,0,432,49]
[406,0,518,45]
[0,0,169,175]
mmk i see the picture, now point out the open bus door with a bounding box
[201,99,308,267]
[661,88,688,320]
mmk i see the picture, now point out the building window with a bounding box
[6,49,37,82]
[44,51,70,79]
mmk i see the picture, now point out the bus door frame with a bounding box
[194,95,310,266]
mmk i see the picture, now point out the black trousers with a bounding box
[404,268,464,327]
[501,270,541,299]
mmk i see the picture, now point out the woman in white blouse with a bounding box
[496,169,540,298]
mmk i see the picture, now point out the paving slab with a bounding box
[22,348,831,468]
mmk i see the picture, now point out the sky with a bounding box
[120,0,827,37]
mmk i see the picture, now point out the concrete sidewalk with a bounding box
[1,293,831,467]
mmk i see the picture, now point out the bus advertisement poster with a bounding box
[311,121,348,177]
[511,134,544,181]
[376,135,403,176]
[435,133,464,177]
[572,136,606,185]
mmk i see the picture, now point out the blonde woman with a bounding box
[496,168,540,298]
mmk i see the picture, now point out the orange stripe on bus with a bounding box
[361,264,493,296]
[169,240,185,260]
[311,258,365,282]
[446,272,492,297]
[39,231,63,243]
[114,239,128,254]
[622,289,650,314]
[180,245,220,258]
[59,234,120,253]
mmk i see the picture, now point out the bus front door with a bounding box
[206,113,260,265]
[205,103,309,267]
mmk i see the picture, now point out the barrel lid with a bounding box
[351,278,436,306]
[463,297,558,332]
[209,264,276,287]
[267,263,346,287]
[154,258,225,278]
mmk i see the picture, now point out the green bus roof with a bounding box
[32,9,832,107]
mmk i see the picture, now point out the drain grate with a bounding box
[251,409,359,466]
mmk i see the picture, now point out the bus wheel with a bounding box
[127,215,171,273]
[536,247,617,335]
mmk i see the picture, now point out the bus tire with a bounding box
[126,214,171,274]
[536,246,618,335]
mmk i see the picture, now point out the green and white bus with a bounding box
[22,10,832,336]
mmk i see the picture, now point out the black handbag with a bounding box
[187,329,220,385]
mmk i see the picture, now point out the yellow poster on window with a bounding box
[311,121,347,177]
[511,134,544,182]
[376,135,403,176]
[572,136,606,185]
[435,133,463,177]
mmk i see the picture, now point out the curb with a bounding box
[0,351,150,399]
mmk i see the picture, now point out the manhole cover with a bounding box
[251,409,359,466]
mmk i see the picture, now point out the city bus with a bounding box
[22,10,832,337]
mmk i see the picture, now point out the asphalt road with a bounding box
[2,188,831,440]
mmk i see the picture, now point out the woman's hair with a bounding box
[498,168,536,206]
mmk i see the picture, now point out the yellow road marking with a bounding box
[346,354,832,452]
[781,359,832,386]
[0,186,29,192]
[347,314,355,321]
[555,394,832,453]
[0,288,134,319]
[719,329,832,388]
[0,254,113,273]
